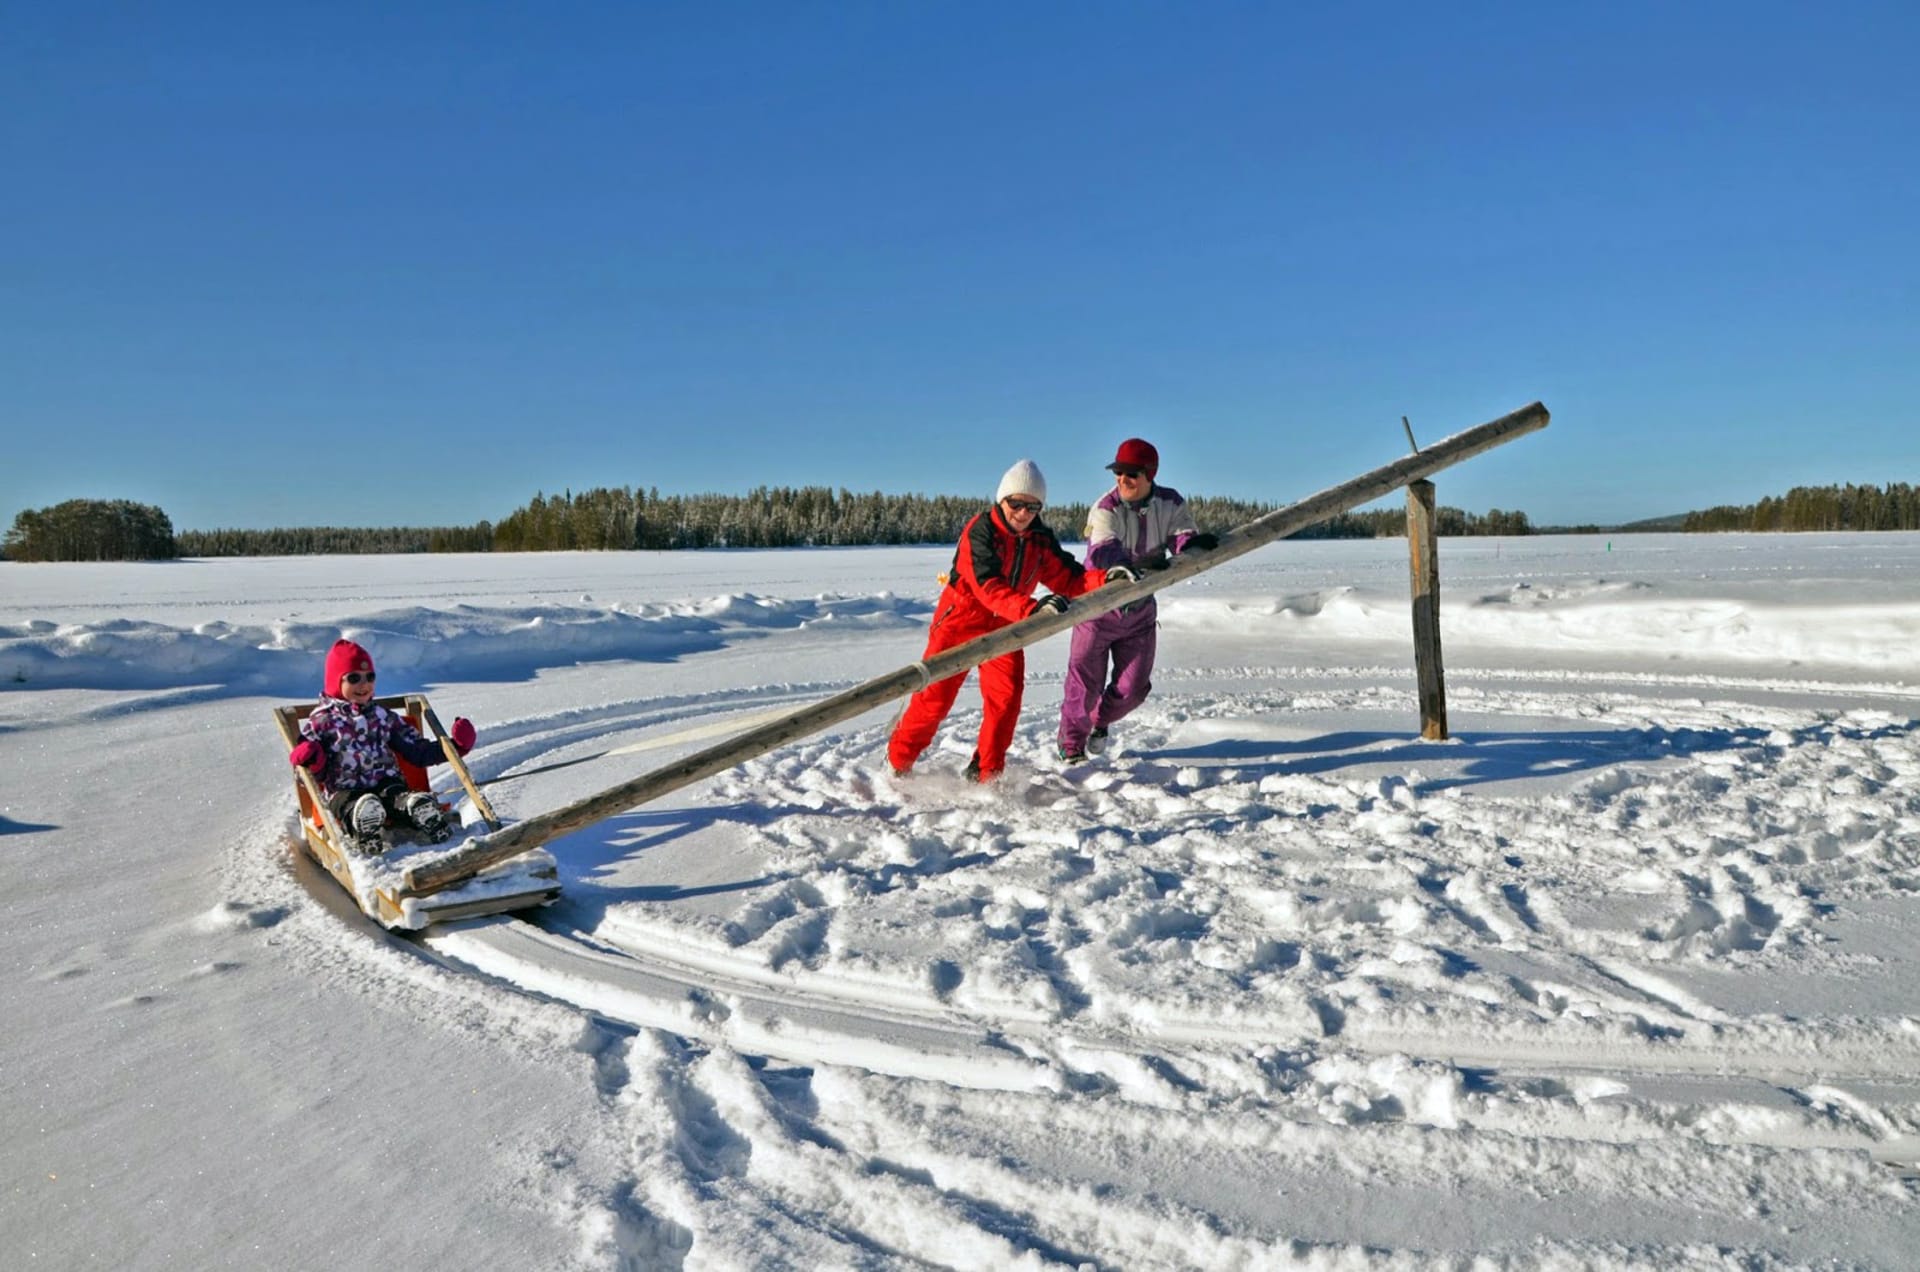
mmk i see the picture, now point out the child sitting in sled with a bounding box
[287,639,478,852]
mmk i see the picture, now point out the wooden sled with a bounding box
[273,693,561,930]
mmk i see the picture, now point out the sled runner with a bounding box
[273,693,561,929]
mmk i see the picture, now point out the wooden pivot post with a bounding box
[400,400,1549,900]
[1406,478,1448,740]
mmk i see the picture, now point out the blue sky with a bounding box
[4,2,1915,533]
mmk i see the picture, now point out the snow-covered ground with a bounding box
[5,532,1919,1269]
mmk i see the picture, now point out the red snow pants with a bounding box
[887,614,1025,780]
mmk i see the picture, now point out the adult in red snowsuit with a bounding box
[888,459,1113,782]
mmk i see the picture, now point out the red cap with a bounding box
[323,639,374,698]
[1108,438,1159,477]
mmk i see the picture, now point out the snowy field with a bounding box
[5,532,1920,1269]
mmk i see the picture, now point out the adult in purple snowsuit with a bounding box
[1057,439,1217,761]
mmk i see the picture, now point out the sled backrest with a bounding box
[272,694,435,826]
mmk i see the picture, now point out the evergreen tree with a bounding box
[4,499,178,561]
[1681,482,1920,533]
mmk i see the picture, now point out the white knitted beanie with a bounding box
[995,459,1047,504]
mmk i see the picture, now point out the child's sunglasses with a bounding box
[343,671,376,685]
[1003,498,1043,513]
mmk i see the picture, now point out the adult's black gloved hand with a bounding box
[1184,532,1219,553]
[1136,547,1171,572]
[1034,594,1072,615]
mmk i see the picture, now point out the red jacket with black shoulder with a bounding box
[934,505,1107,637]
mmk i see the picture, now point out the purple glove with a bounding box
[450,717,477,754]
[289,739,325,773]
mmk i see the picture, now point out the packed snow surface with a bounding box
[5,533,1919,1268]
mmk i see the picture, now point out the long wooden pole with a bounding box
[402,401,1549,898]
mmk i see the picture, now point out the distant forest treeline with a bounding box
[1681,482,1920,533]
[175,523,497,556]
[169,486,1531,556]
[0,486,1550,560]
[484,487,1303,551]
[7,479,1909,561]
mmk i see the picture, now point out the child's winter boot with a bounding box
[402,791,452,843]
[347,793,388,854]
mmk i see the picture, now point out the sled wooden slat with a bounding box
[399,401,1549,901]
[418,700,501,830]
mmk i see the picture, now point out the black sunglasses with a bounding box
[1003,498,1043,513]
[343,671,376,685]
[1112,467,1147,479]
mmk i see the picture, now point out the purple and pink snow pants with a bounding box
[1058,602,1157,755]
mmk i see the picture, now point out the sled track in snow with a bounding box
[412,664,1920,1172]
[428,912,1920,1169]
[215,650,1920,1268]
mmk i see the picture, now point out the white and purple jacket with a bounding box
[299,696,446,795]
[1082,483,1199,629]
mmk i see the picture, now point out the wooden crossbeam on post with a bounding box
[400,401,1549,900]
